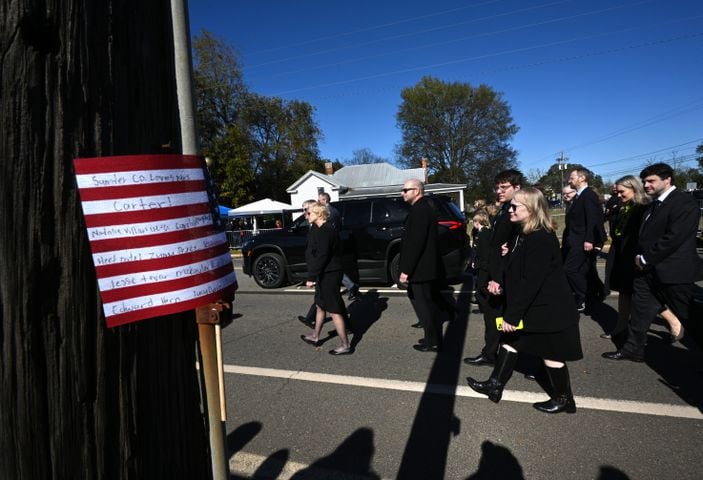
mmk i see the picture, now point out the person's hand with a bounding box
[487,280,502,295]
[399,273,408,284]
[306,280,315,288]
[500,242,509,256]
[635,255,643,270]
[583,241,594,252]
[501,321,517,333]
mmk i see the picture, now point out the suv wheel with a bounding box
[389,253,406,290]
[253,252,286,288]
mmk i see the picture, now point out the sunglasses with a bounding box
[509,203,521,211]
[401,188,417,193]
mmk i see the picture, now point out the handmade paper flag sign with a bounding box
[73,154,237,327]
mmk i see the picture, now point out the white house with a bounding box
[286,161,466,211]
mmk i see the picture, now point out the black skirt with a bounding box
[504,323,583,362]
[314,270,347,315]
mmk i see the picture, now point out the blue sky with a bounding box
[188,0,703,182]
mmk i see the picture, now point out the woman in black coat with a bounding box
[468,187,583,414]
[602,175,683,341]
[603,175,648,340]
[300,202,352,355]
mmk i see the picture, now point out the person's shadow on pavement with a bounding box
[289,427,381,480]
[465,440,524,480]
[330,290,388,351]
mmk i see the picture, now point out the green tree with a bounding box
[396,76,518,201]
[239,94,324,201]
[193,30,247,152]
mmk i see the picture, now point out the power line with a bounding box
[249,0,667,82]
[241,0,508,57]
[526,101,703,166]
[269,30,703,96]
[244,0,580,70]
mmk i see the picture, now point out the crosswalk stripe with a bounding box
[223,364,702,419]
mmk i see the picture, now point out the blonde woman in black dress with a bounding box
[300,202,352,355]
[467,187,582,413]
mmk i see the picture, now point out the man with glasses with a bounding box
[399,179,447,352]
[464,169,525,367]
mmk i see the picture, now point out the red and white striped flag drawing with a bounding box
[73,154,237,327]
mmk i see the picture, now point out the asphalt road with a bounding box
[221,258,703,479]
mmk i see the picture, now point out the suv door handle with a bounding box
[376,226,389,231]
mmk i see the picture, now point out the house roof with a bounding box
[286,162,465,199]
[332,163,425,187]
[286,170,341,193]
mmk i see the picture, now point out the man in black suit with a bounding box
[562,167,606,312]
[463,169,524,366]
[399,179,446,353]
[603,163,703,362]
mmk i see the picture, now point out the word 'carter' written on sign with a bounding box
[74,154,237,327]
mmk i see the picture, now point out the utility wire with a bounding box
[244,0,580,69]
[250,0,668,82]
[242,0,508,57]
[269,30,703,96]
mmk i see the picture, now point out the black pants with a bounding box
[563,246,597,306]
[408,281,444,347]
[624,271,694,357]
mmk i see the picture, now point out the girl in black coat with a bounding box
[468,187,583,414]
[300,202,352,355]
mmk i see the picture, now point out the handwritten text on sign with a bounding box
[73,154,237,327]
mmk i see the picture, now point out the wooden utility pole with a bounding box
[1,2,210,478]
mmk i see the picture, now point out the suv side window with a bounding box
[372,199,409,224]
[341,202,371,226]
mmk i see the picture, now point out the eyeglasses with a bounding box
[495,184,513,192]
[401,188,417,193]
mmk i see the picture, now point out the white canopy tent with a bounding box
[228,198,295,216]
[227,198,298,235]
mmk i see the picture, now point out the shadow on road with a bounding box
[596,465,631,479]
[227,421,262,458]
[465,440,524,480]
[394,276,472,478]
[289,427,381,479]
[347,290,389,351]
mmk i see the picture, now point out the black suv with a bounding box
[241,195,470,288]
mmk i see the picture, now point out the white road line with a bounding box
[229,451,392,480]
[224,364,702,420]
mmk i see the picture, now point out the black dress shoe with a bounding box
[410,322,423,328]
[602,350,644,363]
[300,335,321,347]
[413,344,440,353]
[463,354,495,366]
[523,373,537,381]
[297,316,315,328]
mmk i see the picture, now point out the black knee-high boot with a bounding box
[467,347,517,403]
[533,365,576,414]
